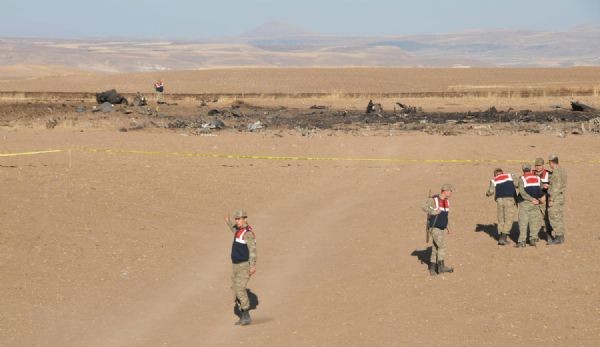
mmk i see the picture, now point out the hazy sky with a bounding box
[1,0,599,39]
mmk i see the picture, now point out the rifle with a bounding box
[426,189,431,243]
[425,190,440,243]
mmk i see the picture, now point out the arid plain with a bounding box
[1,67,599,346]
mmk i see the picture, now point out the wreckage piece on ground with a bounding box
[366,100,383,114]
[132,92,147,106]
[96,89,128,105]
[571,101,596,112]
[394,102,418,114]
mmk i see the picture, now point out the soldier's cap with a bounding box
[441,183,454,192]
[548,154,559,162]
[534,157,544,165]
[233,210,248,219]
[522,163,531,171]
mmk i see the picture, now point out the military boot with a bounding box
[428,262,437,276]
[516,241,526,248]
[234,312,243,325]
[498,234,508,246]
[437,260,454,274]
[529,239,537,247]
[239,309,251,326]
[549,235,564,245]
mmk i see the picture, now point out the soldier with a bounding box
[423,183,454,276]
[516,164,544,247]
[486,168,517,246]
[154,80,165,104]
[534,157,552,238]
[547,155,567,245]
[224,209,257,325]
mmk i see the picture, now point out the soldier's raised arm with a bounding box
[224,214,236,233]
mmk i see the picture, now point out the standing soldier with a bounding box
[516,164,544,247]
[154,80,165,104]
[486,168,517,246]
[224,209,257,325]
[534,157,552,238]
[423,184,455,276]
[547,155,567,245]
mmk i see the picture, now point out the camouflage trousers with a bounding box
[429,227,447,263]
[548,199,565,237]
[231,262,251,310]
[156,91,164,103]
[518,202,543,243]
[496,197,516,235]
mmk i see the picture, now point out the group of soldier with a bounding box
[485,154,567,248]
[224,155,568,322]
[423,154,567,276]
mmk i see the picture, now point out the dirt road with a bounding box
[1,129,599,346]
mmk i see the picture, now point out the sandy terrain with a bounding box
[1,67,599,112]
[1,67,599,94]
[1,127,599,346]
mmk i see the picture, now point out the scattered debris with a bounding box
[247,121,263,132]
[193,127,212,135]
[571,101,596,112]
[167,119,189,128]
[137,107,154,116]
[128,124,145,131]
[46,118,58,129]
[231,100,245,108]
[207,109,221,116]
[310,105,327,110]
[91,102,114,113]
[209,119,225,129]
[132,92,147,106]
[394,102,418,114]
[366,100,383,114]
[96,89,128,105]
[589,117,600,132]
[75,105,86,113]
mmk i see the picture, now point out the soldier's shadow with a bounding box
[475,222,519,243]
[234,289,259,318]
[410,247,432,267]
[475,223,499,240]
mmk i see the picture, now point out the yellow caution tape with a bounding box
[1,147,599,164]
[0,149,64,157]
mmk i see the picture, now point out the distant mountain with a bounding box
[240,21,317,38]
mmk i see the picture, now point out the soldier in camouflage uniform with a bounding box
[486,168,518,246]
[423,184,454,276]
[547,155,567,245]
[224,209,257,325]
[516,164,544,247]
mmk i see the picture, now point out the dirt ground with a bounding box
[1,123,599,346]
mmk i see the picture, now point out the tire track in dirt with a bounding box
[73,160,359,346]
